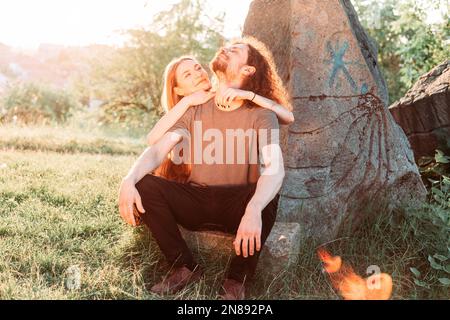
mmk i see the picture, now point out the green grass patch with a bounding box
[0,125,145,156]
[0,127,448,299]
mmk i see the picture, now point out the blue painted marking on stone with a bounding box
[361,83,369,94]
[324,40,363,94]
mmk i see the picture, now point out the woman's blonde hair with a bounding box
[154,55,197,183]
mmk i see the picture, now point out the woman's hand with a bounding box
[183,90,215,107]
[216,88,253,106]
[118,178,145,226]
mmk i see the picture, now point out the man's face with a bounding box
[211,43,249,81]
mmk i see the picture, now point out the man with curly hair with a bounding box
[118,37,291,300]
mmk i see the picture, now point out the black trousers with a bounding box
[135,174,279,283]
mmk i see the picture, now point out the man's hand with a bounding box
[118,177,145,226]
[233,203,262,258]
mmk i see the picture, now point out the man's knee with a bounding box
[135,174,164,197]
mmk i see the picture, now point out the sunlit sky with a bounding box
[0,0,446,50]
[0,0,252,49]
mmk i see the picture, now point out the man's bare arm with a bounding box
[118,131,183,226]
[234,143,285,257]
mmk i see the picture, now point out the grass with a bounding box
[0,124,145,156]
[0,125,448,299]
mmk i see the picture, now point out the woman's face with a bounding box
[174,59,211,96]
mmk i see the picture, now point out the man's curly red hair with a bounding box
[228,36,292,112]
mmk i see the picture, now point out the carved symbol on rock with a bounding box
[324,40,367,94]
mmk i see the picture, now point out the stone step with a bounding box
[178,222,301,276]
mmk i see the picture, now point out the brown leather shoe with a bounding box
[149,265,203,295]
[219,278,246,300]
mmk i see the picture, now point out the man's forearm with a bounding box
[247,170,284,212]
[124,147,162,184]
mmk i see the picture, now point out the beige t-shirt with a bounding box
[167,98,279,186]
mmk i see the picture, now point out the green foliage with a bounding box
[354,0,449,103]
[87,0,224,126]
[405,150,450,292]
[418,149,450,188]
[1,82,80,125]
[94,102,159,137]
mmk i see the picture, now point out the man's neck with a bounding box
[215,74,245,110]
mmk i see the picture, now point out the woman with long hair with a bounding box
[149,50,294,183]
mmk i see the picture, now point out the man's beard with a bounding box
[210,52,228,74]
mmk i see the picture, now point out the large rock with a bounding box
[389,60,450,160]
[179,222,301,276]
[243,0,427,241]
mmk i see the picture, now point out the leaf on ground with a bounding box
[433,254,448,262]
[410,267,421,278]
[428,256,443,270]
[443,264,450,274]
[414,279,430,289]
[432,187,445,199]
[435,150,450,164]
